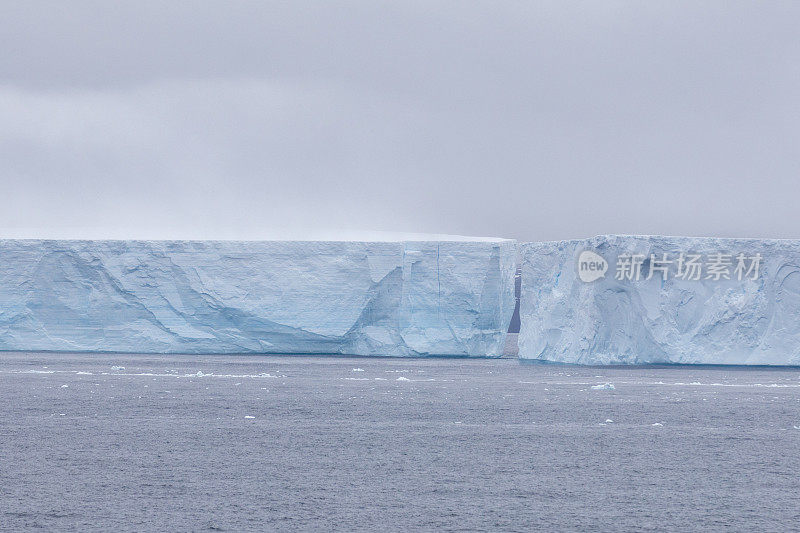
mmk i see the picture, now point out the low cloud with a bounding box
[2,3,800,240]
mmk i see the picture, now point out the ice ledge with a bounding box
[518,235,800,366]
[0,239,516,356]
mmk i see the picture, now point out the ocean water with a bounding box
[1,353,799,532]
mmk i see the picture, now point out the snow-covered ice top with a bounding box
[0,239,516,356]
[519,235,800,366]
[0,228,512,243]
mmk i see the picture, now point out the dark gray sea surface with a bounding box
[1,354,799,532]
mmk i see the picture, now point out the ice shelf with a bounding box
[519,235,800,365]
[0,239,516,356]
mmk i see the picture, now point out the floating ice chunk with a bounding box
[605,419,614,423]
[244,415,255,419]
[396,376,411,382]
[652,423,663,427]
[591,383,615,390]
[60,384,69,388]
[352,368,365,372]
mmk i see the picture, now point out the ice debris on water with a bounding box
[591,383,615,390]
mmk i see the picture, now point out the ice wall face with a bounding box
[0,240,516,356]
[519,235,800,365]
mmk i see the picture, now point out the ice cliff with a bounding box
[519,235,800,365]
[0,239,516,356]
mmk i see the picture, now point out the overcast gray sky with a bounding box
[2,1,799,241]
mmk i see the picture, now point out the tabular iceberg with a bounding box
[0,239,516,356]
[519,235,800,365]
